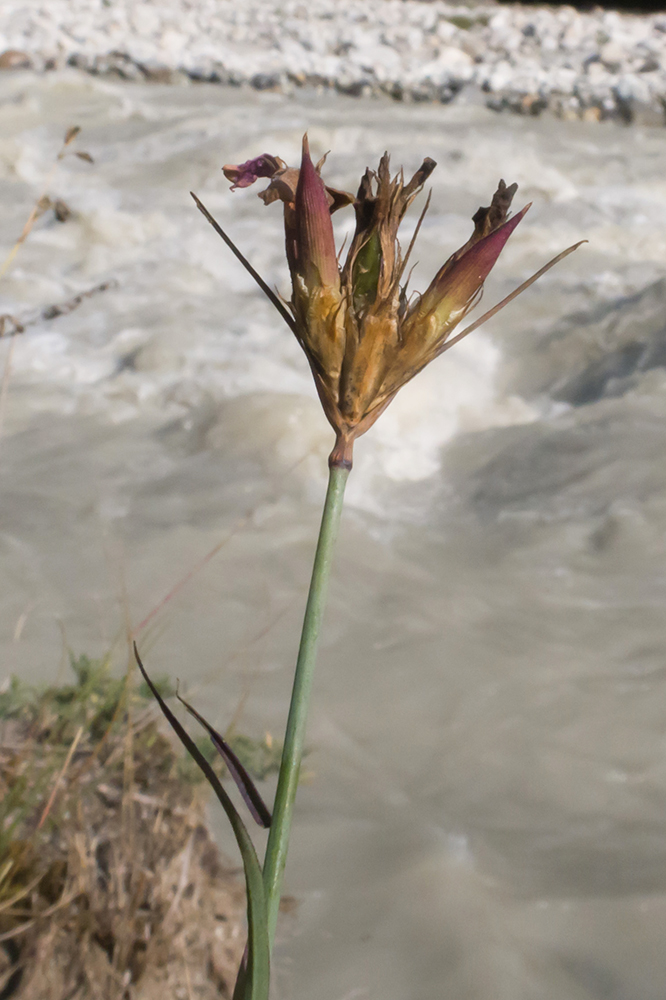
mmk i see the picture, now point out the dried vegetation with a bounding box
[0,656,280,999]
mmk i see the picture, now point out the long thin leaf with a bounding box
[134,644,269,1000]
[437,240,587,356]
[190,192,297,333]
[176,689,272,828]
[233,944,250,1000]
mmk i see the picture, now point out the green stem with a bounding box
[262,462,349,946]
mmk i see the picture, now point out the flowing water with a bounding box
[2,70,666,999]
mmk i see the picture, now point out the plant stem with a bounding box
[262,462,349,946]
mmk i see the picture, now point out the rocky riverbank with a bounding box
[0,0,665,123]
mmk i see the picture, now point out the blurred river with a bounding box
[2,70,666,1000]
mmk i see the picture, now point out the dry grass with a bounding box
[0,657,259,1000]
[0,125,96,452]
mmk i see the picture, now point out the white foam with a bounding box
[347,333,537,512]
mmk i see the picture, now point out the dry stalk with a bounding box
[0,127,94,451]
[36,725,84,830]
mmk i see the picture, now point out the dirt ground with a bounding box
[0,658,257,999]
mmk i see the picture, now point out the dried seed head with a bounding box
[218,139,582,469]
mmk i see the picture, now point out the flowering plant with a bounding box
[139,138,582,1000]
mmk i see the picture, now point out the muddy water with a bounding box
[2,70,666,999]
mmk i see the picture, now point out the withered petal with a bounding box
[469,178,518,244]
[258,167,300,206]
[325,186,356,214]
[222,153,285,190]
[402,157,437,199]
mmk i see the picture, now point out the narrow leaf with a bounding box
[233,945,250,1000]
[190,192,297,333]
[438,240,587,357]
[134,644,269,1000]
[176,690,272,828]
[397,188,431,284]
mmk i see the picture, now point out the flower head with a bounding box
[216,139,583,468]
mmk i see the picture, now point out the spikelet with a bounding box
[220,140,583,468]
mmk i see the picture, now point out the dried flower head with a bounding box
[193,140,582,468]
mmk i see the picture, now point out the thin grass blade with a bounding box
[134,643,269,1000]
[397,189,431,284]
[437,240,587,356]
[190,192,297,333]
[232,944,250,1000]
[176,690,272,828]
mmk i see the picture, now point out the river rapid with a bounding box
[2,70,666,1000]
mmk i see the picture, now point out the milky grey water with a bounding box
[2,70,666,1000]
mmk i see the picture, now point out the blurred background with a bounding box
[2,1,666,998]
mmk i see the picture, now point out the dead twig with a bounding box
[0,281,117,339]
[36,726,84,830]
[0,873,44,916]
[0,126,94,451]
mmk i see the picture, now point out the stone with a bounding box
[0,49,31,70]
[139,61,175,83]
[1,0,666,123]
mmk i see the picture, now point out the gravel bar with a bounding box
[1,0,666,122]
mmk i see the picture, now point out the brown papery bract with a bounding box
[217,137,584,469]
